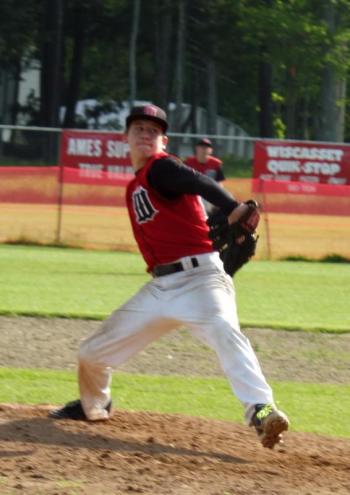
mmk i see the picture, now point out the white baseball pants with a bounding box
[78,252,275,422]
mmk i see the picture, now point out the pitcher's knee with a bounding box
[210,316,240,337]
[79,339,98,363]
[208,319,247,351]
[79,337,115,368]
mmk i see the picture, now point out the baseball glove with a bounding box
[207,200,260,277]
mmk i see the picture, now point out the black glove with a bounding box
[207,200,260,277]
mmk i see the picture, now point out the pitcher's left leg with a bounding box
[192,314,274,419]
[186,270,289,447]
[172,268,273,421]
[190,315,289,448]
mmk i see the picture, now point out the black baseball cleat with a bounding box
[250,403,289,449]
[48,399,112,421]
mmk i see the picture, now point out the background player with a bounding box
[185,138,225,214]
[50,104,289,449]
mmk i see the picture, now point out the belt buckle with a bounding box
[181,257,199,270]
[181,258,193,270]
[152,257,199,277]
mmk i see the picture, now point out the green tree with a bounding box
[0,0,39,124]
[317,0,350,142]
[62,0,130,127]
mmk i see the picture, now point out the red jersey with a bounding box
[126,152,213,272]
[184,156,224,182]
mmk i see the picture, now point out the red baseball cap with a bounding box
[126,105,168,133]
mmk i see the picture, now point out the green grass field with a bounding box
[1,243,350,438]
[0,244,349,331]
[1,368,349,438]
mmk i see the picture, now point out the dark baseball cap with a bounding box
[126,104,168,133]
[196,138,213,147]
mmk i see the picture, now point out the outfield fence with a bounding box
[1,125,350,260]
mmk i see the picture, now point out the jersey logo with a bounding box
[132,186,158,223]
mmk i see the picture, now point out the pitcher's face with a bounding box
[127,119,168,160]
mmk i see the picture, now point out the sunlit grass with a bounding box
[0,244,349,332]
[0,367,349,438]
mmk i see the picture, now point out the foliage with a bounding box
[0,0,38,66]
[2,0,350,139]
[222,155,253,178]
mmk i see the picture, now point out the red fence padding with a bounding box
[61,185,127,207]
[0,166,60,204]
[62,166,133,187]
[252,178,350,216]
[2,166,349,214]
[0,165,132,207]
[256,179,350,197]
[60,166,131,206]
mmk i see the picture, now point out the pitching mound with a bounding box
[0,404,349,495]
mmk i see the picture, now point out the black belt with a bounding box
[152,257,199,277]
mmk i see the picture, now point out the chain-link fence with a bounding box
[1,124,350,260]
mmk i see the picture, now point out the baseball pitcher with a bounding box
[50,104,289,449]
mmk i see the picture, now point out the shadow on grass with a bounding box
[281,254,350,264]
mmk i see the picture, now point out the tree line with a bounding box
[1,0,350,141]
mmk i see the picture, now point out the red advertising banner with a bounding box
[257,179,350,216]
[253,140,350,185]
[60,130,134,181]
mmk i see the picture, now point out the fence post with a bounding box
[259,178,272,260]
[55,131,64,245]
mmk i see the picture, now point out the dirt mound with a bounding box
[0,404,349,495]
